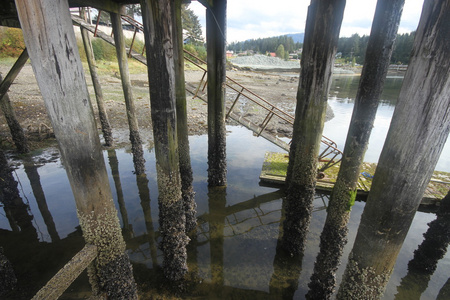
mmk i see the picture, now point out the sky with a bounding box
[189,0,424,43]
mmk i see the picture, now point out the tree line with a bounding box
[227,31,415,65]
[227,35,302,55]
[338,32,415,65]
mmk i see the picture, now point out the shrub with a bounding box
[0,27,25,58]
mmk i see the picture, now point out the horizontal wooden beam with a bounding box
[32,244,97,300]
[68,0,140,13]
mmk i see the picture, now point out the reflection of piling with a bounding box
[80,8,113,147]
[107,149,133,240]
[337,2,450,298]
[281,0,345,256]
[394,191,450,300]
[23,161,60,242]
[269,199,303,299]
[140,0,188,281]
[136,173,158,267]
[0,150,38,241]
[307,1,405,298]
[173,0,197,233]
[206,0,227,187]
[208,187,226,294]
[15,1,137,297]
[110,11,145,175]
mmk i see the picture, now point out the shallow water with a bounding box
[1,75,449,299]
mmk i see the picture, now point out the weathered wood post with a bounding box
[307,0,405,298]
[0,50,29,153]
[281,0,346,256]
[80,9,113,147]
[174,0,197,233]
[110,11,146,174]
[206,0,227,187]
[14,0,137,297]
[140,0,189,281]
[394,191,450,299]
[337,1,450,298]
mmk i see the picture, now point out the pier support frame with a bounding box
[140,0,189,281]
[307,0,405,298]
[338,1,450,298]
[15,0,137,297]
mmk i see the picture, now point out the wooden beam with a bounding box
[32,244,97,300]
[68,0,139,13]
[0,48,28,101]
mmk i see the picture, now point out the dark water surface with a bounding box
[1,74,449,299]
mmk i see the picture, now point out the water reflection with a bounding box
[1,127,449,299]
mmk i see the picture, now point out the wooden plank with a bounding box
[32,244,97,300]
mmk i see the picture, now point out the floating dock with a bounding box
[259,152,450,207]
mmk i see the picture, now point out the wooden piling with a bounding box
[174,0,197,233]
[206,0,227,187]
[140,0,189,281]
[15,0,137,297]
[80,9,113,147]
[307,1,405,298]
[337,1,450,298]
[281,0,345,256]
[110,11,145,174]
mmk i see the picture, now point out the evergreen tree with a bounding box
[276,44,285,58]
[181,4,203,45]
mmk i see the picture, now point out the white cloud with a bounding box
[189,0,422,42]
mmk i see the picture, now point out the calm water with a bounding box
[1,74,449,299]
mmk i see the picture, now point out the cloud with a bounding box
[189,0,422,42]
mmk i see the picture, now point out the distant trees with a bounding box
[390,32,415,64]
[181,4,204,45]
[227,31,415,65]
[337,32,415,65]
[228,35,302,54]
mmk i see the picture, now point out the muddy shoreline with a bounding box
[0,62,345,151]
